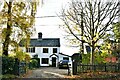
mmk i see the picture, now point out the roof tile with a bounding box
[19,38,60,47]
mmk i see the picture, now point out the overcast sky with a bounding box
[32,0,79,56]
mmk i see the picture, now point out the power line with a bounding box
[35,14,70,18]
[34,24,64,26]
[35,15,59,18]
[35,12,93,18]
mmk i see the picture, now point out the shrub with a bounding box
[31,58,40,68]
[82,53,90,64]
[29,59,38,69]
[2,56,28,76]
[2,51,31,77]
[2,56,15,74]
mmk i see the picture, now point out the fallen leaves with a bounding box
[64,72,120,79]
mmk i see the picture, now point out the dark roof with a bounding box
[59,53,71,57]
[19,38,60,47]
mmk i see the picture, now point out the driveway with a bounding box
[25,67,68,78]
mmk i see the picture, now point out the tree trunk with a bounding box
[90,44,95,71]
[2,2,12,56]
[90,44,95,65]
[81,10,84,54]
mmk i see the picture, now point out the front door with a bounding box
[52,57,56,67]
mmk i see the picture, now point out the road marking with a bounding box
[44,71,65,78]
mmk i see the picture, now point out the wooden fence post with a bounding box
[14,58,19,76]
[105,63,107,72]
[118,63,120,71]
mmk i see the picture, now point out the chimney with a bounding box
[38,32,42,39]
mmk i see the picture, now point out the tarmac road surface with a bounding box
[26,67,68,78]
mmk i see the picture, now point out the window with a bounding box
[43,48,48,53]
[63,57,69,60]
[26,47,35,53]
[41,58,49,64]
[53,48,57,53]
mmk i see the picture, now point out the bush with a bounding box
[29,59,38,69]
[82,53,90,64]
[31,58,40,68]
[2,56,15,74]
[2,56,28,77]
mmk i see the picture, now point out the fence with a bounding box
[77,63,120,73]
[18,61,26,75]
[2,57,26,76]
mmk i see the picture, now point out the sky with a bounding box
[32,0,79,56]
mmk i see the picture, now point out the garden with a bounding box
[72,46,120,79]
[1,51,40,79]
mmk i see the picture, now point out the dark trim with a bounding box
[22,46,60,47]
[49,54,59,58]
[59,53,71,57]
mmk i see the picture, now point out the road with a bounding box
[26,67,68,78]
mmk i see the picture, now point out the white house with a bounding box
[20,32,71,67]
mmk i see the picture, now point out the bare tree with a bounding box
[60,0,120,64]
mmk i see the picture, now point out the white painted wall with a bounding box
[21,46,72,67]
[84,43,89,54]
[20,47,37,58]
[22,46,60,66]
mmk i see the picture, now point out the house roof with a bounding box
[59,53,71,57]
[19,38,60,47]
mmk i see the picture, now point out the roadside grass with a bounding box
[1,74,17,78]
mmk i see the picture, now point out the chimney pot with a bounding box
[38,32,42,39]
